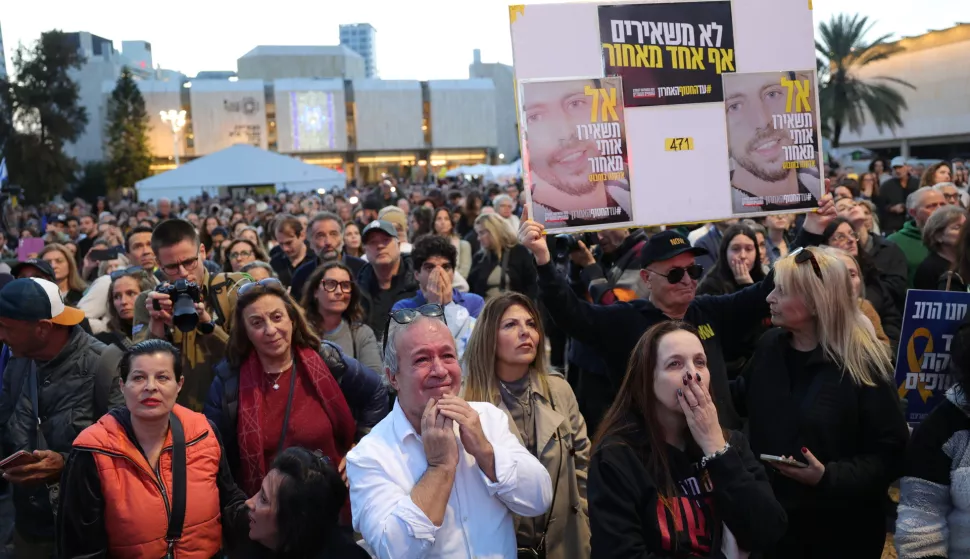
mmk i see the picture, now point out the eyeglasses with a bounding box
[322,279,353,293]
[159,254,200,275]
[382,303,447,355]
[237,277,285,296]
[647,264,704,284]
[229,250,253,260]
[829,231,859,244]
[109,266,145,280]
[791,247,823,282]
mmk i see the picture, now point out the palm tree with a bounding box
[816,14,915,147]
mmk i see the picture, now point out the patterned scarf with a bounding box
[236,345,356,495]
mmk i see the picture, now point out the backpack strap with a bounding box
[165,412,187,557]
[206,273,234,329]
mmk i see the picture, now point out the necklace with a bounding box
[499,378,533,417]
[265,362,292,390]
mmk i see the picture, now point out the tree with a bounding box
[74,161,108,201]
[816,14,915,147]
[105,67,152,193]
[0,30,88,204]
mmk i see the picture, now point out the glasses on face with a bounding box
[791,247,823,282]
[830,231,859,244]
[160,254,200,275]
[229,250,253,260]
[382,303,448,355]
[109,266,145,280]
[322,279,353,293]
[237,277,285,296]
[647,264,704,284]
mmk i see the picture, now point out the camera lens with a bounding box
[171,293,199,332]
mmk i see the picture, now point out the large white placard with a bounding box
[510,0,823,232]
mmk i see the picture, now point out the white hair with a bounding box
[493,194,514,207]
[907,186,936,212]
[382,316,452,381]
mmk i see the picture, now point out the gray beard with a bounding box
[735,153,791,183]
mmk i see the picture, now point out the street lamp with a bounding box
[160,109,187,166]
[499,153,505,161]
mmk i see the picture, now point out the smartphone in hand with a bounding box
[0,450,39,470]
[760,454,808,469]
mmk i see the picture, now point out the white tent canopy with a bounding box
[135,144,346,201]
[444,159,522,183]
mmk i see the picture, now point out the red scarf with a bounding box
[237,345,356,495]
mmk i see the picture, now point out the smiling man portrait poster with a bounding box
[521,77,633,231]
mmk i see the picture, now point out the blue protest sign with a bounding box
[895,289,970,424]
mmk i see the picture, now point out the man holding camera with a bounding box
[132,219,246,412]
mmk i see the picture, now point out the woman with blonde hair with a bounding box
[467,213,537,300]
[463,292,590,559]
[39,243,88,306]
[735,245,909,558]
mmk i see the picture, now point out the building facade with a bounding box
[837,23,970,159]
[339,24,377,78]
[237,46,365,81]
[125,76,499,183]
[469,49,519,162]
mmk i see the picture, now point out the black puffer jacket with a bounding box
[0,326,124,540]
[204,341,389,482]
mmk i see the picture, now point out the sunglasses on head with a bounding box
[647,264,704,284]
[791,247,823,282]
[109,266,145,281]
[382,303,447,355]
[237,277,285,296]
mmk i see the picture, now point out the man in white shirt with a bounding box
[346,313,552,559]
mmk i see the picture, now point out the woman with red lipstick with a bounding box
[734,246,909,558]
[203,279,360,498]
[463,292,590,559]
[58,340,250,557]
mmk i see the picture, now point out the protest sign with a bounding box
[894,289,970,424]
[509,0,820,231]
[520,77,633,231]
[724,70,822,213]
[598,1,736,107]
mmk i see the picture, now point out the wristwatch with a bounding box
[197,321,216,335]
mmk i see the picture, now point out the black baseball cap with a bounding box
[361,220,397,242]
[11,259,56,281]
[640,230,709,268]
[0,278,85,326]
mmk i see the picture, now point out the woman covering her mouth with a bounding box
[58,340,250,557]
[462,292,592,559]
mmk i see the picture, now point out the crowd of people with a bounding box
[0,156,965,558]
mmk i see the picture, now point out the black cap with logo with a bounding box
[639,230,709,268]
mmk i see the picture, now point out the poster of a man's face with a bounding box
[521,77,633,231]
[723,71,821,214]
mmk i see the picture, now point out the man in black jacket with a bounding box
[521,224,777,430]
[356,220,419,341]
[289,211,366,300]
[0,278,123,557]
[270,215,315,287]
[878,156,919,235]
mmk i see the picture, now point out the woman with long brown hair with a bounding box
[589,321,786,558]
[39,243,87,306]
[203,279,371,496]
[301,262,382,372]
[463,292,590,559]
[920,161,953,187]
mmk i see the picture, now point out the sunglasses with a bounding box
[382,303,447,355]
[647,264,704,284]
[791,247,823,282]
[109,266,145,280]
[237,277,285,296]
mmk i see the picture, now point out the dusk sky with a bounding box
[3,0,966,80]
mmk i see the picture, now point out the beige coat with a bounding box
[498,373,591,559]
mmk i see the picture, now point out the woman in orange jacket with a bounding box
[57,340,249,558]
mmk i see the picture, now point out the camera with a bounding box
[554,234,580,259]
[154,279,202,332]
